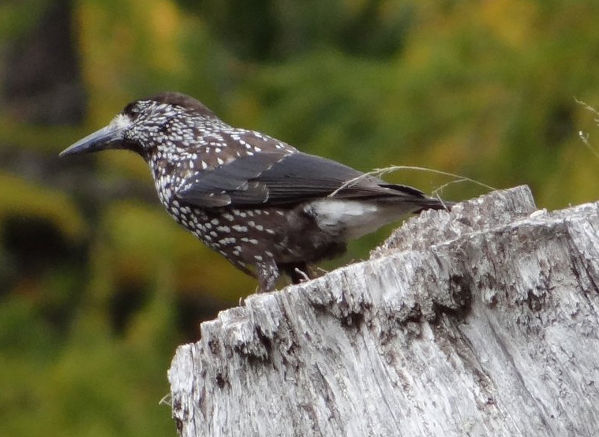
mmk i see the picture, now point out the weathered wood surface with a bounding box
[168,186,599,436]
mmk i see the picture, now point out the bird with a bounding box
[60,92,451,292]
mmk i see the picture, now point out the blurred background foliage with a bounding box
[1,0,598,435]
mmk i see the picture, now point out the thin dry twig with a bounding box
[574,98,599,159]
[432,177,468,198]
[328,165,495,198]
[577,130,599,159]
[575,97,599,120]
[314,266,329,275]
[159,393,172,407]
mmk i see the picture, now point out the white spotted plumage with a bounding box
[62,92,451,292]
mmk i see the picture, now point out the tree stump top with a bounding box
[169,186,599,436]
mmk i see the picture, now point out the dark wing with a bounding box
[176,151,428,208]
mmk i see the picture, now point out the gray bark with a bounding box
[168,185,599,437]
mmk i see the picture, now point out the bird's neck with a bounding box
[148,150,199,209]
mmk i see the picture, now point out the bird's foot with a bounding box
[293,267,311,282]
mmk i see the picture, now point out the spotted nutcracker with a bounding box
[61,92,451,292]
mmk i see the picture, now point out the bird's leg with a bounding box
[281,263,313,284]
[256,260,280,293]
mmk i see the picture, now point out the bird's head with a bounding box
[60,92,218,159]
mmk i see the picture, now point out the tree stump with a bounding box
[168,185,599,436]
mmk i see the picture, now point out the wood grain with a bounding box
[169,186,599,436]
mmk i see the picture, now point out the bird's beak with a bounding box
[60,117,129,157]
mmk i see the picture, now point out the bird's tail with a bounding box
[376,183,454,213]
[413,197,455,213]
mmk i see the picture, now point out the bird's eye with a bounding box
[123,102,140,117]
